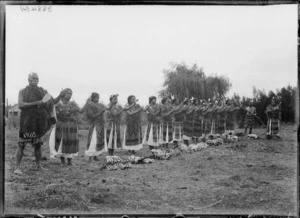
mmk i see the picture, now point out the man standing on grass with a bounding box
[14,72,63,175]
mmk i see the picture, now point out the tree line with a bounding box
[159,62,231,101]
[231,85,295,127]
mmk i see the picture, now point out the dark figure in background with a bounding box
[265,98,281,139]
[244,100,256,135]
[15,72,63,175]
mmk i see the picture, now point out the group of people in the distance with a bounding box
[13,73,282,175]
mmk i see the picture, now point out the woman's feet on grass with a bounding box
[36,165,47,171]
[93,156,99,161]
[128,150,136,155]
[67,158,74,166]
[60,157,66,166]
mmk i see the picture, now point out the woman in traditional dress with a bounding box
[232,100,242,130]
[244,100,257,135]
[224,99,235,134]
[201,100,211,138]
[160,97,175,149]
[193,99,204,143]
[183,98,197,145]
[85,92,110,162]
[265,98,281,139]
[106,94,124,156]
[210,100,218,135]
[52,88,81,166]
[216,100,226,135]
[122,95,143,154]
[143,96,162,150]
[172,98,186,147]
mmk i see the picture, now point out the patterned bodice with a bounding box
[86,101,105,123]
[147,104,161,123]
[56,101,79,122]
[126,104,142,123]
[186,105,196,120]
[161,104,173,123]
[266,105,280,119]
[107,104,122,123]
[173,105,185,122]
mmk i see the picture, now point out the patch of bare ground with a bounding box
[5,126,297,215]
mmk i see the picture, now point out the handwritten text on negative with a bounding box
[20,6,52,13]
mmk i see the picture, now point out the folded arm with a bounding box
[18,90,42,110]
[127,107,142,115]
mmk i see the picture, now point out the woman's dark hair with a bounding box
[149,96,156,104]
[161,97,168,104]
[271,97,277,104]
[127,95,135,104]
[109,94,118,102]
[62,88,72,98]
[91,92,99,102]
[183,98,189,105]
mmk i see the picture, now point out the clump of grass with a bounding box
[85,186,126,209]
[14,183,89,211]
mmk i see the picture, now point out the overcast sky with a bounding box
[6,5,297,106]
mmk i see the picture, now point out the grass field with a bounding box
[4,125,297,216]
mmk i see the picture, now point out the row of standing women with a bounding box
[49,89,281,166]
[14,73,282,175]
[49,89,243,165]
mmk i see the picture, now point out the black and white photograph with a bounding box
[3,3,298,216]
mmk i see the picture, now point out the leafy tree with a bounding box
[159,63,231,101]
[276,85,295,123]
